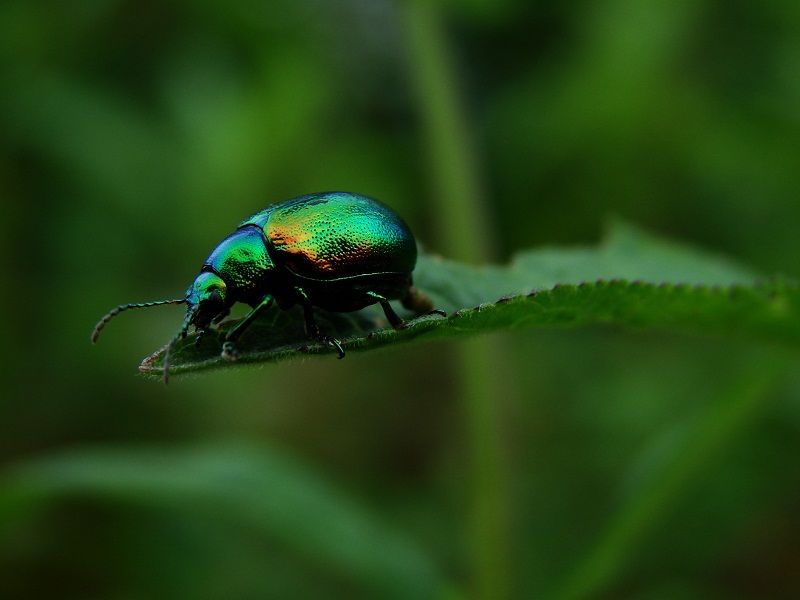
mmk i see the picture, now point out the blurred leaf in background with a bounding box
[1,0,799,599]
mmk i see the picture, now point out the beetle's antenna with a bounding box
[162,308,194,385]
[91,299,186,344]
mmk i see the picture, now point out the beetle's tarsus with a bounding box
[326,337,345,359]
[428,309,447,318]
[310,335,345,358]
[221,341,238,361]
[298,334,344,358]
[298,293,345,358]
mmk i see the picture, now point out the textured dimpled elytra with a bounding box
[242,192,417,280]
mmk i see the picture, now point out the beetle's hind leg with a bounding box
[367,291,405,329]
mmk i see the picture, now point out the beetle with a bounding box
[91,192,444,383]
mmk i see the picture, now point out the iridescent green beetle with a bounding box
[92,192,443,382]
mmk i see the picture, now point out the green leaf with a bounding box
[140,222,800,378]
[0,443,446,600]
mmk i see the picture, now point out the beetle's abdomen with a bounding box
[242,192,417,280]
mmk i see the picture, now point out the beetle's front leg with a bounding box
[192,310,231,349]
[221,295,273,360]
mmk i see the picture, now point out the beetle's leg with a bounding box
[401,286,446,317]
[294,287,345,359]
[221,295,273,360]
[367,291,405,329]
[301,303,345,359]
[195,309,228,349]
[223,295,273,344]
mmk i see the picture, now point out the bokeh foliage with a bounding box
[1,1,799,599]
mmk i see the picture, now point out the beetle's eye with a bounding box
[209,290,222,305]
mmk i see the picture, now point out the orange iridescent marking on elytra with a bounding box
[260,193,416,279]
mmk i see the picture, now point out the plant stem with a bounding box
[403,2,511,599]
[402,0,493,262]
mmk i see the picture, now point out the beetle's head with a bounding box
[186,271,229,329]
[91,271,231,385]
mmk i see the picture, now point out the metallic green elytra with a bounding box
[91,192,443,383]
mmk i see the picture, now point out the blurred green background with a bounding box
[1,1,799,599]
